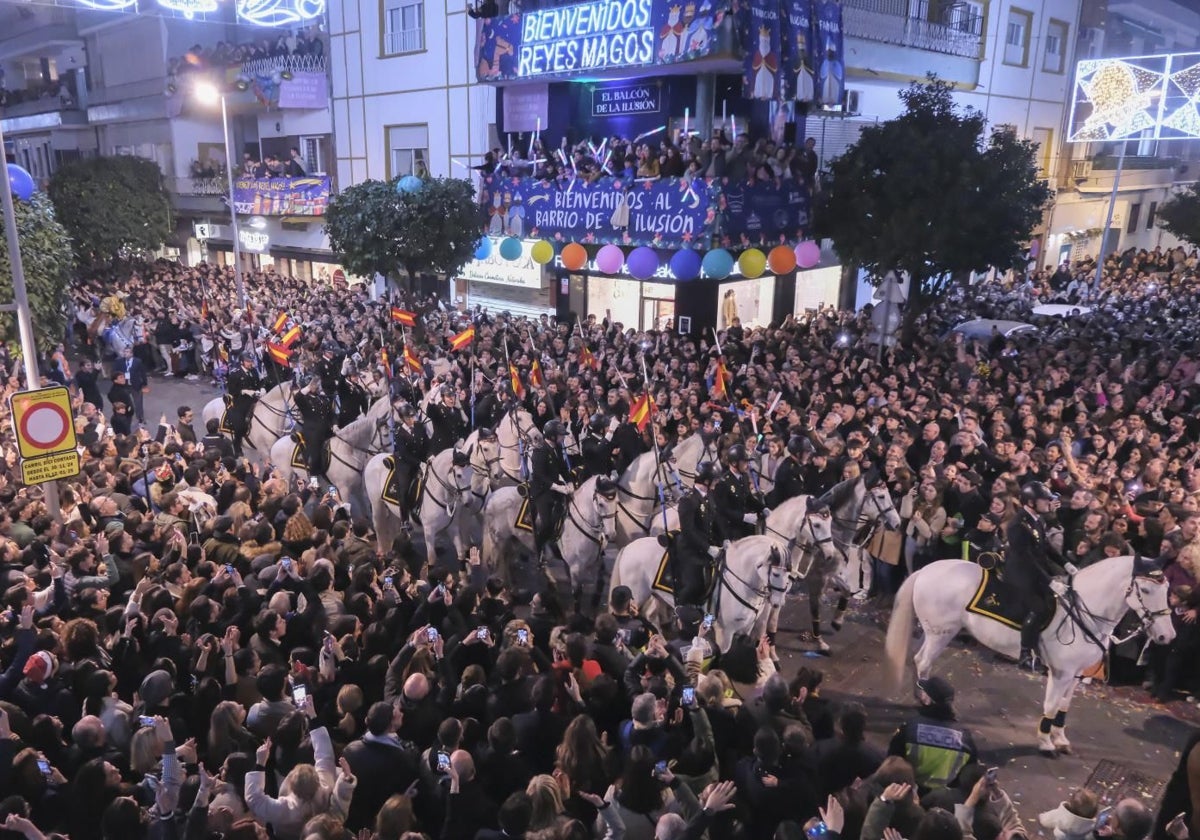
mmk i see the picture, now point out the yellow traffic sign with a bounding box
[10,386,76,460]
[19,450,80,485]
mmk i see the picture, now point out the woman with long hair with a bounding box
[905,481,947,573]
[526,774,570,834]
[556,714,614,823]
[245,725,356,840]
[208,700,260,768]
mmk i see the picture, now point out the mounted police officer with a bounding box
[673,461,720,607]
[226,353,264,457]
[337,368,370,428]
[767,436,810,507]
[295,375,338,484]
[579,413,615,481]
[530,418,574,564]
[316,342,343,395]
[713,444,767,542]
[1005,481,1077,672]
[392,403,430,524]
[427,380,468,453]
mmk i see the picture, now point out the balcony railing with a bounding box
[171,176,228,197]
[843,0,983,59]
[384,28,425,54]
[240,53,329,78]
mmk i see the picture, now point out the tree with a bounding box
[324,177,480,289]
[0,193,74,352]
[1156,182,1200,248]
[815,76,1052,330]
[48,156,172,263]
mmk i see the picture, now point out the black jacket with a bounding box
[342,736,421,830]
[676,488,715,557]
[530,443,571,499]
[1004,508,1066,596]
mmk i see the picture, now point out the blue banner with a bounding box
[591,81,662,117]
[811,0,844,107]
[738,0,782,100]
[478,174,810,248]
[474,0,721,82]
[780,0,815,103]
[232,176,332,216]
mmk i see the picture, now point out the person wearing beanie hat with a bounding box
[22,650,56,685]
[12,649,73,721]
[887,676,977,792]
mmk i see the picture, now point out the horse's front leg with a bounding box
[1038,670,1073,757]
[806,575,831,653]
[1049,673,1079,754]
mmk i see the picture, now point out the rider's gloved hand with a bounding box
[1064,562,1079,576]
[1050,577,1069,597]
[742,513,758,524]
[551,483,571,495]
[707,546,720,558]
[762,508,772,518]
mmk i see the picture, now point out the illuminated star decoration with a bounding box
[1162,56,1200,138]
[156,0,219,17]
[1073,59,1162,141]
[236,0,325,26]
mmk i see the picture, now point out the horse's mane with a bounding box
[335,398,390,449]
[820,475,860,512]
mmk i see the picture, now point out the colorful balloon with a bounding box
[596,244,624,275]
[669,248,702,281]
[396,174,424,194]
[530,240,555,265]
[701,249,733,280]
[561,242,588,271]
[767,245,797,275]
[796,240,821,269]
[738,248,766,279]
[499,237,523,261]
[473,238,492,261]
[626,247,659,281]
[6,165,34,202]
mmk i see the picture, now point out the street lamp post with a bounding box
[196,82,246,309]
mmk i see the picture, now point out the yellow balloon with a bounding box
[531,240,554,265]
[738,248,766,279]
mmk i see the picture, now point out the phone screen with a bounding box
[292,685,307,704]
[517,628,529,644]
[702,614,714,630]
[681,686,695,706]
[427,628,439,643]
[385,575,394,587]
[437,751,451,772]
[653,760,667,777]
[476,627,488,641]
[139,716,155,727]
[37,758,51,776]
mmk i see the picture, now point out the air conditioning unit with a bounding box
[844,89,862,115]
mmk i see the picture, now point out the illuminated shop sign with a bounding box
[518,0,654,76]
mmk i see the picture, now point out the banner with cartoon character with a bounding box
[811,0,844,107]
[738,0,782,100]
[477,174,810,247]
[779,0,815,103]
[473,0,721,83]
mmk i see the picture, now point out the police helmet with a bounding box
[787,436,813,457]
[694,461,716,485]
[543,420,566,439]
[726,444,749,463]
[589,413,608,434]
[1020,481,1057,505]
[398,404,417,419]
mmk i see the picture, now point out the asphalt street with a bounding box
[123,371,1197,833]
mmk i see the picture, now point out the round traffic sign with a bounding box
[19,401,69,450]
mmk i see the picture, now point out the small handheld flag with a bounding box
[450,326,476,351]
[271,312,289,333]
[266,342,292,367]
[280,325,302,348]
[391,308,417,327]
[530,358,544,388]
[403,345,423,373]
[510,364,526,399]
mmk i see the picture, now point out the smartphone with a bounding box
[681,686,696,707]
[437,751,451,773]
[225,564,234,575]
[426,627,439,643]
[292,685,307,704]
[476,627,488,641]
[517,628,529,644]
[434,584,445,597]
[985,767,998,784]
[384,575,394,587]
[653,760,668,778]
[37,758,52,776]
[67,529,77,542]
[1097,808,1113,830]
[309,477,320,489]
[328,486,338,497]
[139,716,156,727]
[806,823,828,840]
[281,557,292,569]
[702,614,714,631]
[190,532,199,546]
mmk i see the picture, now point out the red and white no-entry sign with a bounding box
[11,386,77,460]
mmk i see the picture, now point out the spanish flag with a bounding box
[711,357,731,401]
[628,393,655,432]
[217,344,229,363]
[201,300,210,321]
[403,345,423,373]
[280,324,302,348]
[266,341,292,367]
[381,348,392,379]
[510,364,526,399]
[391,307,417,327]
[449,326,476,352]
[530,358,544,388]
[271,312,289,334]
[580,345,599,371]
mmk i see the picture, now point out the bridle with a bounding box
[677,436,720,483]
[773,511,835,580]
[424,454,471,515]
[469,438,502,501]
[1113,573,1171,644]
[615,455,680,534]
[566,488,617,558]
[830,484,893,552]
[496,408,538,482]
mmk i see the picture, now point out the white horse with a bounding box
[614,451,682,546]
[268,396,398,515]
[494,407,543,486]
[482,474,617,607]
[202,381,297,457]
[672,433,722,488]
[417,431,506,570]
[885,555,1174,756]
[363,445,469,566]
[610,501,837,652]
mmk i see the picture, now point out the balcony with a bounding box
[239,53,329,79]
[843,0,983,59]
[169,176,229,216]
[1069,155,1182,194]
[384,29,424,55]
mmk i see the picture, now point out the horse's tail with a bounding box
[885,571,918,691]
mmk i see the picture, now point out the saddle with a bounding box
[219,393,235,435]
[967,567,1047,631]
[381,455,424,512]
[652,533,719,601]
[289,432,332,476]
[514,484,565,538]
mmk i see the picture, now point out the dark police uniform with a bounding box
[530,431,573,557]
[674,486,717,605]
[226,363,263,456]
[427,391,468,453]
[337,376,370,428]
[712,468,764,542]
[580,427,613,483]
[294,383,338,478]
[767,454,806,507]
[1004,507,1067,656]
[393,416,430,518]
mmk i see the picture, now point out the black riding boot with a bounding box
[1019,612,1045,673]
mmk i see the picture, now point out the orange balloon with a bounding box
[561,242,587,271]
[768,245,797,275]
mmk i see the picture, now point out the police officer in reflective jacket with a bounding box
[713,444,767,542]
[392,404,429,522]
[294,377,338,483]
[674,461,720,606]
[767,436,810,507]
[226,353,264,457]
[1005,481,1076,672]
[530,419,574,563]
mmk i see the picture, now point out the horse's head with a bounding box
[451,449,472,503]
[473,429,504,485]
[1127,561,1175,646]
[864,478,902,531]
[594,477,619,542]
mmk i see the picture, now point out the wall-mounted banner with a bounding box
[278,72,329,108]
[232,176,331,216]
[591,81,662,117]
[811,0,844,107]
[779,0,815,102]
[737,0,781,100]
[474,0,721,82]
[478,174,811,248]
[503,84,551,132]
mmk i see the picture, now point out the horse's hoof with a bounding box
[815,637,832,655]
[830,619,844,633]
[1039,748,1058,758]
[1056,743,1072,755]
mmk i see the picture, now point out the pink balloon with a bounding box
[795,240,821,269]
[596,244,624,275]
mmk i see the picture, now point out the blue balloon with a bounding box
[474,238,492,260]
[701,248,733,280]
[626,246,658,281]
[396,174,424,194]
[499,236,523,261]
[7,165,34,202]
[670,248,702,281]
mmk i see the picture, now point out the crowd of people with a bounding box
[167,28,328,78]
[1,249,1198,840]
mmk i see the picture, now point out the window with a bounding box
[300,136,326,174]
[949,0,984,36]
[387,124,429,178]
[383,0,425,55]
[1005,8,1032,66]
[1147,201,1158,230]
[1127,203,1141,233]
[1031,127,1053,178]
[1044,19,1068,73]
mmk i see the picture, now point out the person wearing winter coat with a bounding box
[245,724,356,840]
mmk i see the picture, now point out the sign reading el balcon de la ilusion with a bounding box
[475,0,722,82]
[591,82,662,116]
